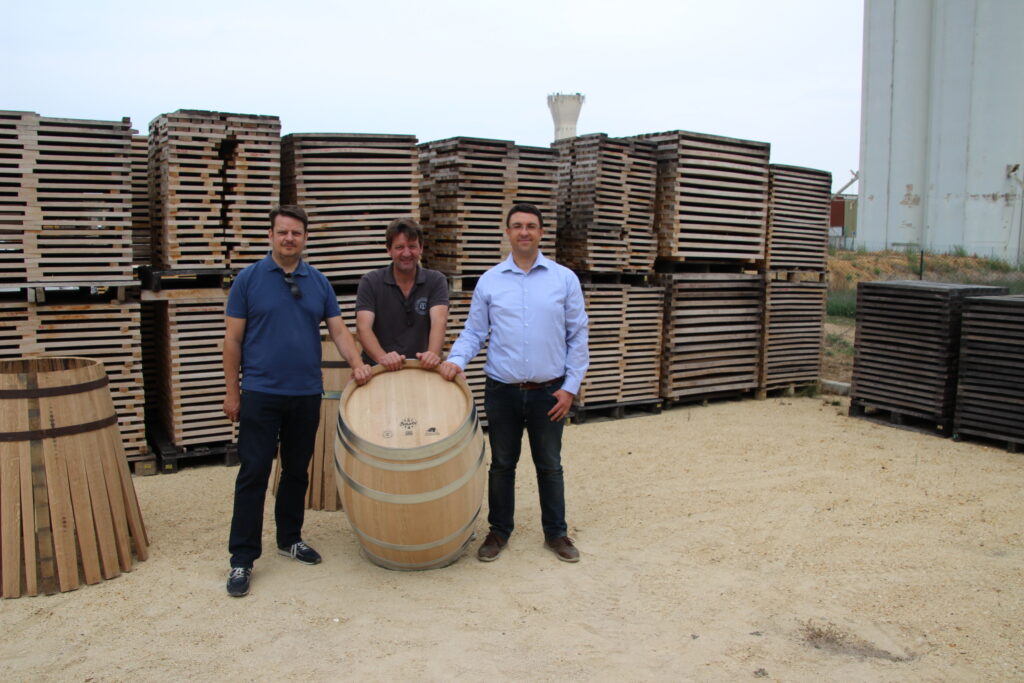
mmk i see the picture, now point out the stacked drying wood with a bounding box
[148,110,280,269]
[660,272,763,401]
[20,301,148,458]
[147,290,237,447]
[418,137,556,276]
[554,135,657,273]
[0,111,33,285]
[636,130,770,264]
[445,291,489,425]
[766,165,831,271]
[130,135,151,266]
[578,284,664,406]
[954,294,1024,449]
[0,300,31,358]
[0,112,134,284]
[281,133,421,284]
[760,272,827,391]
[850,281,1008,432]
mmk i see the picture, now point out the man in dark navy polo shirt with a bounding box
[355,218,449,370]
[222,204,371,597]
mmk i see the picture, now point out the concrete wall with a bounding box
[858,0,1024,264]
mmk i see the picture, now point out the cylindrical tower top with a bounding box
[547,93,585,141]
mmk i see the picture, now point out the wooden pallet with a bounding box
[281,133,421,285]
[0,111,35,285]
[953,294,1024,448]
[16,302,148,459]
[148,110,280,270]
[632,130,770,264]
[766,165,831,271]
[554,135,657,273]
[577,283,664,406]
[418,137,556,277]
[445,291,488,426]
[850,280,1008,426]
[760,271,827,390]
[0,111,136,284]
[130,135,151,266]
[149,289,238,447]
[659,271,763,400]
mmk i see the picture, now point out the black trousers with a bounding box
[228,390,321,568]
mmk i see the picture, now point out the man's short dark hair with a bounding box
[385,217,423,249]
[506,202,543,228]
[270,205,308,232]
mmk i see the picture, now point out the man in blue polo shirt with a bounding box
[222,204,371,597]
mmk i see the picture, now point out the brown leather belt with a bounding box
[511,377,564,391]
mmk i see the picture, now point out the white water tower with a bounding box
[547,93,585,141]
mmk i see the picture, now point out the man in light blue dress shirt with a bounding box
[439,203,589,563]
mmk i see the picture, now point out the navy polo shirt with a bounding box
[226,253,341,395]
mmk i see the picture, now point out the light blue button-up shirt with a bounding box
[447,251,589,395]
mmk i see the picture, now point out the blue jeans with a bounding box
[228,390,321,568]
[483,377,568,540]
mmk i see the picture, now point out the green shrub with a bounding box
[827,290,857,317]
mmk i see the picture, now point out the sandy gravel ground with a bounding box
[2,396,1022,682]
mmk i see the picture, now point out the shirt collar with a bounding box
[261,252,309,276]
[383,264,425,286]
[500,251,550,275]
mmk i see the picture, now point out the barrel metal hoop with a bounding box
[0,414,118,442]
[321,361,350,369]
[0,375,108,400]
[337,402,478,461]
[337,415,480,472]
[359,533,475,571]
[350,505,481,552]
[335,439,485,505]
[322,391,342,400]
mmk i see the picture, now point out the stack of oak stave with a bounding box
[637,130,771,402]
[553,133,663,412]
[281,132,421,285]
[144,110,281,462]
[0,110,148,461]
[419,136,559,423]
[759,165,832,392]
[850,281,1008,434]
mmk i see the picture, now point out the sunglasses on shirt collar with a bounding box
[283,272,301,299]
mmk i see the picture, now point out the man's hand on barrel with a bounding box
[353,363,373,385]
[547,389,574,422]
[437,360,465,382]
[415,350,442,370]
[377,350,405,372]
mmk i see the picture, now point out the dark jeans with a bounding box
[483,377,567,540]
[228,390,321,568]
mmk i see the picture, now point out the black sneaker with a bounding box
[278,540,322,565]
[226,567,252,597]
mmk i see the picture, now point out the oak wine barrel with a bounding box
[335,360,485,570]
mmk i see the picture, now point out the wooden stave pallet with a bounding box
[760,274,827,390]
[658,271,763,401]
[953,295,1024,444]
[850,281,1009,420]
[630,130,770,264]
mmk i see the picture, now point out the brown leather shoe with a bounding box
[545,536,580,563]
[477,531,507,562]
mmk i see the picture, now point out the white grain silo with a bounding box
[548,93,585,141]
[858,0,1024,265]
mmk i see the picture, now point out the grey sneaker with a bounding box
[226,567,252,597]
[278,541,322,565]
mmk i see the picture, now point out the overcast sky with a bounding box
[5,0,863,191]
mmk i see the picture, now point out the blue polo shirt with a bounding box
[226,253,341,395]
